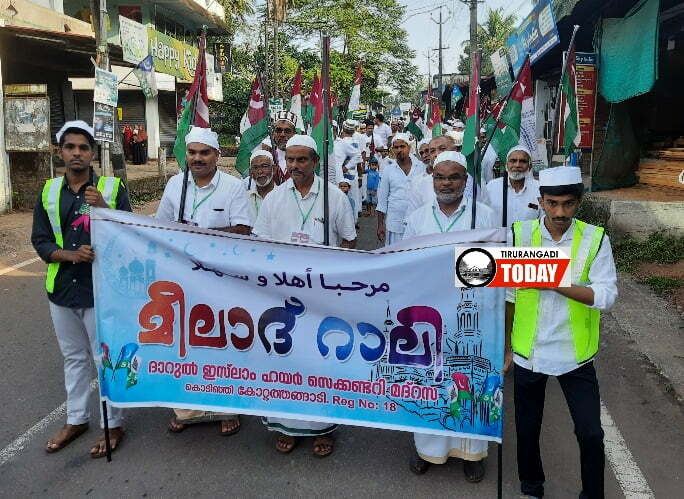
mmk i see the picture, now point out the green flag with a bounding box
[463,52,481,184]
[235,78,269,177]
[561,42,581,156]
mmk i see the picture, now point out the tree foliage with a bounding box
[457,7,517,75]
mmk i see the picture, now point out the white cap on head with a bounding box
[56,120,94,143]
[506,144,532,161]
[342,119,357,131]
[434,151,467,168]
[250,149,273,164]
[338,178,351,186]
[446,130,464,146]
[392,132,411,145]
[454,120,465,128]
[539,166,583,187]
[185,126,220,150]
[286,134,318,152]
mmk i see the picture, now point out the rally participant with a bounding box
[253,135,356,456]
[505,166,617,499]
[485,145,540,226]
[156,127,250,435]
[335,119,363,221]
[31,121,131,457]
[261,110,298,184]
[375,145,391,176]
[417,140,431,164]
[405,135,455,215]
[388,120,401,146]
[244,150,277,227]
[404,151,495,482]
[373,113,392,149]
[376,133,425,245]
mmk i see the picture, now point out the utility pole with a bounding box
[460,0,480,65]
[431,6,450,93]
[91,0,111,176]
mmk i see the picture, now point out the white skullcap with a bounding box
[446,130,464,146]
[392,132,411,145]
[342,119,357,131]
[56,120,94,143]
[338,178,351,186]
[506,144,532,161]
[539,166,583,187]
[434,151,467,168]
[454,120,465,128]
[480,127,486,134]
[286,134,317,152]
[185,126,220,150]
[418,138,431,148]
[250,149,273,164]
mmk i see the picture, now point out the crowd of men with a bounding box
[31,114,617,498]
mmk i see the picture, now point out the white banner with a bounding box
[119,16,149,64]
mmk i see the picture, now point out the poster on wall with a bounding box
[93,102,115,143]
[575,52,598,150]
[94,68,119,108]
[4,96,50,152]
[119,15,149,64]
[506,0,560,74]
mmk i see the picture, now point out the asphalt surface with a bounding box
[0,213,682,498]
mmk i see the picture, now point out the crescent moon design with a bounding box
[232,245,240,256]
[183,243,195,258]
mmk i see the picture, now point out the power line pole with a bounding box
[431,6,450,92]
[460,0,481,64]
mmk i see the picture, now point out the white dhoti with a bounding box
[263,417,337,437]
[414,434,488,464]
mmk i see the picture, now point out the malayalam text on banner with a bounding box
[91,210,507,442]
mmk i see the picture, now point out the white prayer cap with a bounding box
[338,178,351,186]
[506,144,532,161]
[418,138,431,148]
[539,166,582,187]
[185,126,220,150]
[434,151,467,168]
[446,130,464,146]
[56,120,94,143]
[342,119,357,131]
[286,134,317,152]
[250,149,273,164]
[392,132,411,145]
[454,120,465,128]
[480,127,486,134]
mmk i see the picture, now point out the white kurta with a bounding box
[404,196,494,463]
[242,176,273,227]
[376,157,425,243]
[334,137,362,217]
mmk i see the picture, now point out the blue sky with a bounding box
[400,0,534,77]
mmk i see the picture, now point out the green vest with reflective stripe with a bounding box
[41,176,121,293]
[511,218,605,364]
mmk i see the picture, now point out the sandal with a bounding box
[463,459,486,483]
[46,423,89,453]
[275,434,298,454]
[409,453,431,475]
[90,427,125,458]
[312,435,335,458]
[220,417,241,436]
[168,417,187,433]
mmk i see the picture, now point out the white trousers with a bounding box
[414,433,489,464]
[49,302,124,428]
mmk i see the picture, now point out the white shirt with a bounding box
[376,157,426,234]
[252,176,357,246]
[403,196,496,239]
[355,132,372,157]
[335,136,361,180]
[485,175,541,227]
[373,122,392,149]
[507,218,618,376]
[377,156,392,176]
[481,146,499,186]
[156,170,251,228]
[242,176,274,227]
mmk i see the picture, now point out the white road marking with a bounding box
[0,379,97,467]
[0,256,41,276]
[601,400,655,498]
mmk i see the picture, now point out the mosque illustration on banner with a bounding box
[102,237,157,298]
[371,288,502,432]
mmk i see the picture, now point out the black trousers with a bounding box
[514,362,605,499]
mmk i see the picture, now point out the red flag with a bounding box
[185,31,209,127]
[291,66,302,97]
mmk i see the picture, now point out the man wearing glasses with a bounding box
[261,110,297,185]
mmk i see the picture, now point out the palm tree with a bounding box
[457,7,517,75]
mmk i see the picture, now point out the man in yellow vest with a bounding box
[31,121,131,458]
[504,166,617,499]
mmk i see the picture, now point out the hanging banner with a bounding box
[91,210,507,442]
[148,28,198,82]
[490,47,514,98]
[93,103,114,142]
[119,15,149,64]
[576,52,598,150]
[506,0,559,74]
[94,68,118,107]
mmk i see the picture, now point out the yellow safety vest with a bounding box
[41,176,121,293]
[511,218,605,364]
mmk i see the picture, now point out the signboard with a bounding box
[119,15,149,64]
[399,102,411,112]
[4,97,50,151]
[92,210,506,443]
[268,98,284,116]
[506,0,559,74]
[575,52,597,150]
[490,47,514,98]
[94,68,118,107]
[93,103,114,142]
[148,28,198,82]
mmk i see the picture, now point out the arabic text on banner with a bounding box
[92,210,506,442]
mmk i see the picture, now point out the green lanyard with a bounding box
[191,174,221,219]
[291,178,320,230]
[253,195,261,218]
[432,205,465,233]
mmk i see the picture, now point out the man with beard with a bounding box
[244,150,277,226]
[376,133,425,245]
[156,127,250,435]
[261,110,297,184]
[403,151,495,482]
[32,121,131,457]
[485,145,540,226]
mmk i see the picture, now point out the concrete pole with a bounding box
[469,0,478,59]
[0,55,12,213]
[146,94,160,160]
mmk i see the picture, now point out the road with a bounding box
[0,212,682,498]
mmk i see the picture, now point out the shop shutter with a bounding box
[158,92,178,152]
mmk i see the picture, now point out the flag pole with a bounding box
[321,34,331,246]
[177,27,207,223]
[550,25,580,160]
[257,72,280,179]
[470,50,481,230]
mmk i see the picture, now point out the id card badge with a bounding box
[290,232,311,244]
